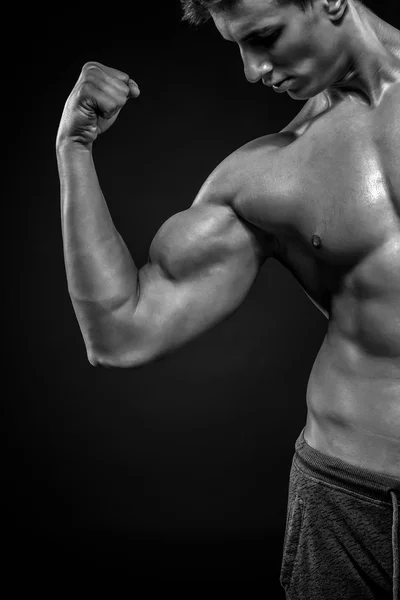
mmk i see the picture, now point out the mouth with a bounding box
[272,77,294,93]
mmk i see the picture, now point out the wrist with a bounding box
[56,136,93,155]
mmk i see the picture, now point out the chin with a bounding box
[287,90,308,100]
[287,88,310,100]
[288,80,323,101]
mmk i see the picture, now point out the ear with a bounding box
[324,0,348,22]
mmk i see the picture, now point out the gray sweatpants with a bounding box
[280,429,399,600]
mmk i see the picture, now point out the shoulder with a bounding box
[182,136,289,259]
[192,130,296,212]
[185,134,293,260]
[188,96,328,247]
[194,94,328,211]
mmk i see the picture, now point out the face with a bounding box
[211,0,349,100]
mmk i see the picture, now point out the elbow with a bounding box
[87,349,113,368]
[86,346,159,369]
[87,352,116,368]
[84,315,167,369]
[87,353,144,369]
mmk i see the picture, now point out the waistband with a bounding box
[294,428,399,600]
[294,427,400,503]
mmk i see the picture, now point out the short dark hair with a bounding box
[180,0,315,26]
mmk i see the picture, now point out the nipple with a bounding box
[312,234,322,250]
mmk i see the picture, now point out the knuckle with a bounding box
[82,61,101,72]
[115,85,129,100]
[78,80,95,97]
[81,63,103,81]
[113,66,128,80]
[83,71,98,86]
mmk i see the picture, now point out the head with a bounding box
[181,0,362,100]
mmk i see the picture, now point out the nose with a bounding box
[240,47,273,83]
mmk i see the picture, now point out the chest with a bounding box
[246,96,400,271]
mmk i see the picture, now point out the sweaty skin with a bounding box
[57,0,400,478]
[232,84,400,478]
[212,0,400,477]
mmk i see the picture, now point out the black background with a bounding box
[5,0,398,592]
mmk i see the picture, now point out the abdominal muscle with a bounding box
[304,290,400,479]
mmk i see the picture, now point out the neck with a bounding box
[325,1,400,107]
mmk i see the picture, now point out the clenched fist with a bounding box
[56,62,140,148]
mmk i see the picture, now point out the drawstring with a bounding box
[390,491,399,600]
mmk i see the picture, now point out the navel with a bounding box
[311,234,322,250]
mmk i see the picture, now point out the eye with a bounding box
[257,29,282,48]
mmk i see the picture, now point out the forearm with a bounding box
[56,141,139,360]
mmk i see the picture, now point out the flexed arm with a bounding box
[56,62,276,368]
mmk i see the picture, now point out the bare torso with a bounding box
[234,81,400,478]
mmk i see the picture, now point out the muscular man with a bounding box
[56,0,399,597]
